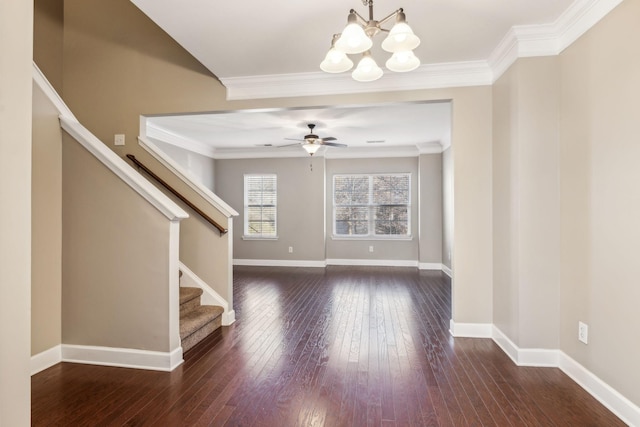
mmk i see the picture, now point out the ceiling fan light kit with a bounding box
[321,0,421,82]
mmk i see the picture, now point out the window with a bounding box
[244,174,277,238]
[333,173,410,238]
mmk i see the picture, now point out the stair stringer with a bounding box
[179,261,236,325]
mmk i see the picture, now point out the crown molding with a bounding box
[145,122,218,158]
[489,0,624,82]
[221,0,623,100]
[221,61,492,101]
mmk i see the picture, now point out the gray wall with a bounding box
[419,153,443,265]
[441,148,453,270]
[215,157,327,262]
[215,154,445,265]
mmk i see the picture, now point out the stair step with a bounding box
[180,305,224,353]
[179,287,203,315]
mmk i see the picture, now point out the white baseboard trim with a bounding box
[490,326,640,426]
[61,344,183,372]
[179,261,235,325]
[418,262,443,270]
[442,265,452,278]
[559,352,640,427]
[449,320,493,338]
[222,310,236,325]
[234,259,327,267]
[491,326,558,367]
[326,259,418,267]
[31,345,62,375]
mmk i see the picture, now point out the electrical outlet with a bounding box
[578,321,588,344]
[369,246,374,253]
[114,134,125,146]
[288,246,293,253]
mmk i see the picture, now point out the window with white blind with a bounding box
[333,173,411,238]
[244,174,277,238]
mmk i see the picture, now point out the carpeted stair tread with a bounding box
[180,305,224,339]
[179,286,203,306]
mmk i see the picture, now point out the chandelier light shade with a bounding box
[335,12,373,54]
[381,12,421,52]
[386,50,420,72]
[320,35,355,73]
[352,51,384,82]
[320,0,421,82]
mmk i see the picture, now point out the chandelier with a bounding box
[320,0,421,82]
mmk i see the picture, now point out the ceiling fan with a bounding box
[281,124,347,156]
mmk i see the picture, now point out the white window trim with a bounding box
[332,173,411,239]
[243,173,277,239]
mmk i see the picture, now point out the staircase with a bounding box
[179,286,224,353]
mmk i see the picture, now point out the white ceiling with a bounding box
[130,0,616,158]
[144,101,451,158]
[130,0,573,79]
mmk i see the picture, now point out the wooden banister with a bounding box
[126,154,228,235]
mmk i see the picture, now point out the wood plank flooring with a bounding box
[32,266,625,426]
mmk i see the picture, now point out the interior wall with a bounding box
[215,157,327,262]
[149,138,216,191]
[492,57,561,349]
[34,0,64,93]
[62,133,173,351]
[419,153,443,266]
[559,0,640,405]
[32,82,63,356]
[441,148,453,270]
[326,157,419,262]
[0,1,33,424]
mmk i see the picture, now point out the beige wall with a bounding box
[559,0,640,405]
[34,0,63,93]
[419,153,443,265]
[0,1,33,424]
[492,57,561,349]
[62,133,174,351]
[32,83,63,355]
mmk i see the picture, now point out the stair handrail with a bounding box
[126,154,228,235]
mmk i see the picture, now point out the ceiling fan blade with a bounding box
[321,142,347,147]
[278,142,302,148]
[284,138,304,141]
[322,136,337,142]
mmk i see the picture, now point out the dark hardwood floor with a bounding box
[32,266,625,426]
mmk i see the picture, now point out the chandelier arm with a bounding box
[350,9,368,25]
[377,8,403,28]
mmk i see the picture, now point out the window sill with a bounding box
[331,235,413,241]
[242,236,279,241]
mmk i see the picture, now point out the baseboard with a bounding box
[326,259,418,267]
[490,326,640,426]
[61,344,183,372]
[222,310,236,325]
[179,261,235,325]
[559,352,640,426]
[31,345,62,375]
[442,264,452,278]
[418,262,443,270]
[233,259,327,267]
[449,320,492,338]
[491,326,558,367]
